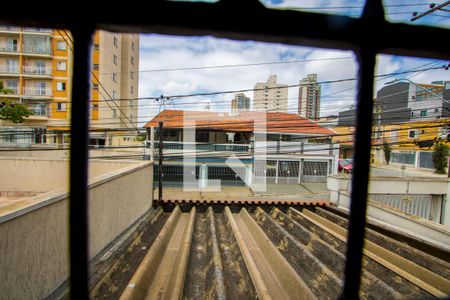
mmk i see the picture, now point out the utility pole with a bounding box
[158,121,164,205]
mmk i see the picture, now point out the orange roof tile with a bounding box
[144,110,335,135]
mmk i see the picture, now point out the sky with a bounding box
[136,0,450,125]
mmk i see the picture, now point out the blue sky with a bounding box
[137,0,450,125]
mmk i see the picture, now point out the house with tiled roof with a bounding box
[144,110,339,187]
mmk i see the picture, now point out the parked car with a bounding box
[338,158,353,173]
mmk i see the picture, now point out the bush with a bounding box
[383,141,391,165]
[432,143,449,174]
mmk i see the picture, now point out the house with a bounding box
[144,110,338,186]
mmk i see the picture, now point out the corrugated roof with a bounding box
[90,204,450,300]
[144,110,335,135]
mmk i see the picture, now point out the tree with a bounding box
[383,141,392,165]
[0,82,32,123]
[432,143,449,174]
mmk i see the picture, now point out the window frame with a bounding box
[2,2,447,299]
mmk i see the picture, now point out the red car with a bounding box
[338,159,353,173]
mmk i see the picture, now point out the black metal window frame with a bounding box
[1,1,448,299]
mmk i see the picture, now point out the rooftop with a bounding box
[90,204,450,300]
[144,110,335,135]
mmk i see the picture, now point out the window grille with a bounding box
[1,1,447,299]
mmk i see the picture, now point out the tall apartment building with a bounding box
[253,75,288,112]
[0,26,139,146]
[298,74,321,120]
[231,93,250,113]
[91,31,139,146]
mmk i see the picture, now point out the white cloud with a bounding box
[136,14,449,124]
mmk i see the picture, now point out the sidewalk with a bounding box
[370,163,448,178]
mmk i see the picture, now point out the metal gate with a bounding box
[369,194,442,222]
[391,152,415,165]
[208,166,246,186]
[419,151,434,169]
[154,164,200,187]
[277,161,300,184]
[254,160,277,184]
[301,161,328,182]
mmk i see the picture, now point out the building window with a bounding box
[113,90,117,99]
[56,82,66,91]
[93,64,99,70]
[130,56,134,65]
[131,42,134,50]
[113,55,117,65]
[112,73,117,82]
[93,83,99,90]
[112,109,117,118]
[56,61,66,71]
[420,110,427,116]
[435,108,439,113]
[57,102,66,112]
[130,71,134,80]
[93,104,99,111]
[408,130,417,139]
[56,40,66,50]
[130,85,133,94]
[113,36,118,47]
[93,43,99,50]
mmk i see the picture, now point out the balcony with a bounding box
[23,87,52,97]
[0,44,19,53]
[0,65,20,75]
[28,107,49,119]
[23,28,53,34]
[22,66,52,76]
[22,45,52,56]
[0,26,21,33]
[0,86,19,96]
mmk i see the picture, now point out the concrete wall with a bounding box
[327,175,450,249]
[0,157,141,192]
[0,159,153,300]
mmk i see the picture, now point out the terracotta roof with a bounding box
[144,110,335,135]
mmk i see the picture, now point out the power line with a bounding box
[57,29,138,132]
[100,56,355,75]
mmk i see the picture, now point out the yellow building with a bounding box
[331,125,354,159]
[0,26,139,147]
[371,119,450,165]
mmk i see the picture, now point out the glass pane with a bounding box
[383,0,450,29]
[0,26,72,300]
[259,0,365,18]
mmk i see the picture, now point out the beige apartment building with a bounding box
[253,75,288,112]
[0,27,139,147]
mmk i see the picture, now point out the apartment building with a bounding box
[338,81,449,126]
[0,27,139,147]
[231,93,250,113]
[253,75,288,112]
[298,74,321,120]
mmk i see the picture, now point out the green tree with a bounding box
[0,81,32,123]
[432,143,449,174]
[383,141,392,165]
